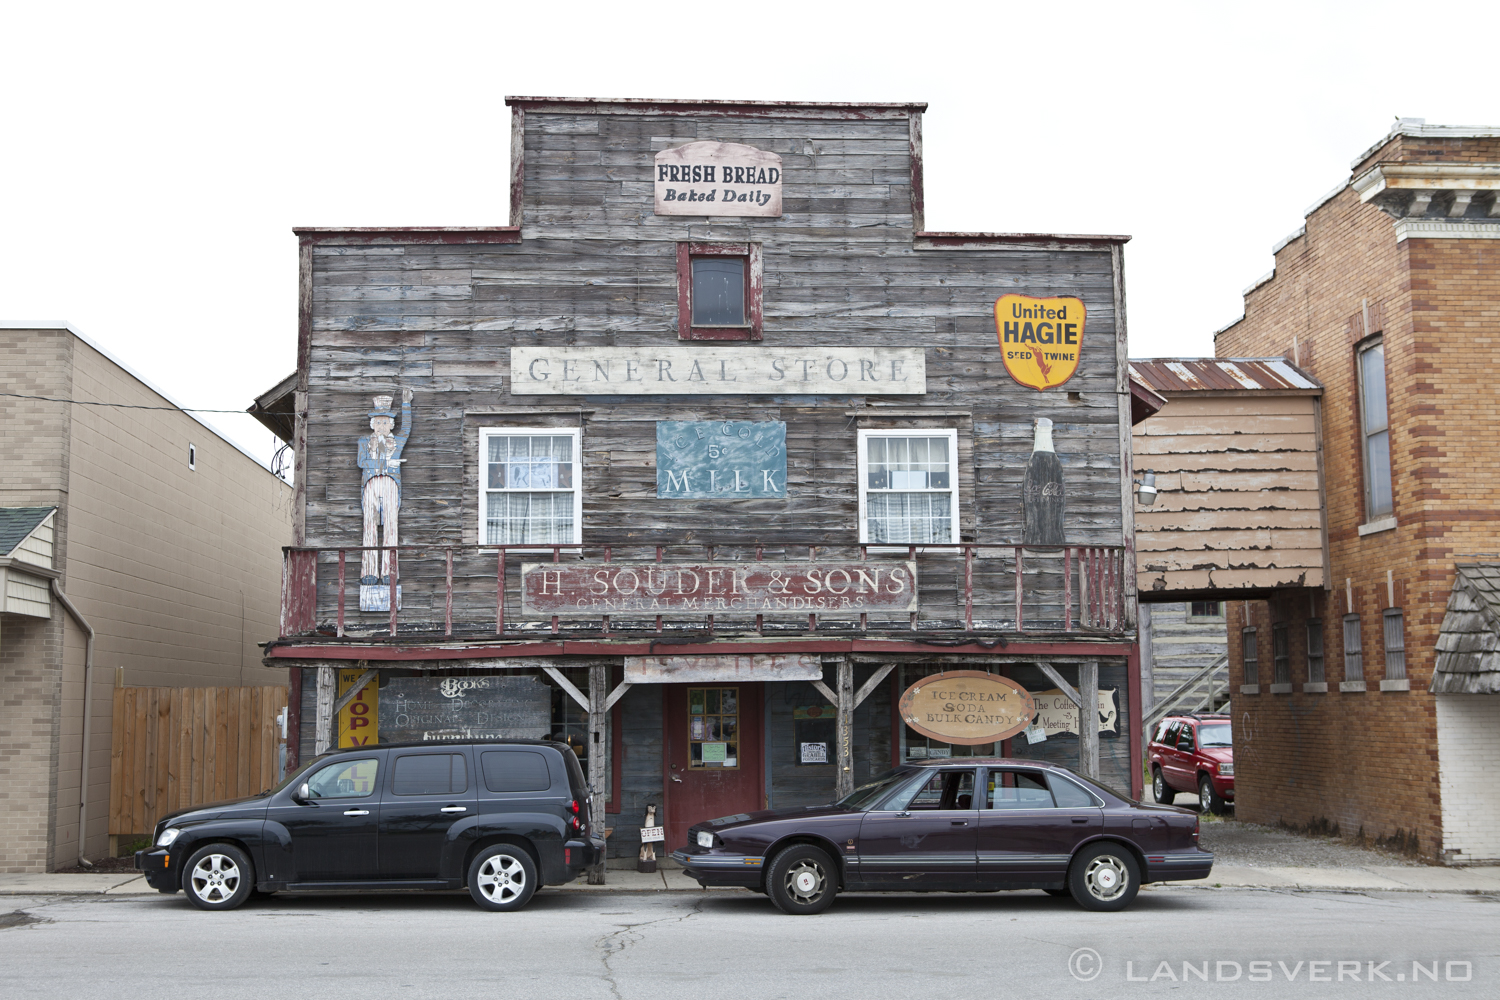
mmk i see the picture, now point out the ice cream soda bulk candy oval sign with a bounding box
[994,294,1086,391]
[899,670,1038,746]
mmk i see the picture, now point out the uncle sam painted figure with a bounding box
[358,389,412,609]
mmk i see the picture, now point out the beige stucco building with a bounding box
[0,324,293,872]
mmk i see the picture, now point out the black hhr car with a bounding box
[135,739,603,911]
[672,759,1211,914]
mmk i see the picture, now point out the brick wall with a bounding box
[1215,135,1500,859]
[0,615,65,872]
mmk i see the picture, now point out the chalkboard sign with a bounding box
[657,420,786,498]
[379,675,551,743]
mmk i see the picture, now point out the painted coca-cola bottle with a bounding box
[1022,417,1066,546]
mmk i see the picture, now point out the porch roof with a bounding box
[1432,563,1500,694]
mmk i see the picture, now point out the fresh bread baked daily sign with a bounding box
[995,294,1085,391]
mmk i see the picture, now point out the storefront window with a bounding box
[688,687,739,768]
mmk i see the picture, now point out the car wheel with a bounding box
[468,845,538,912]
[1152,767,1170,804]
[183,843,254,911]
[766,845,838,915]
[1199,774,1227,815]
[1068,844,1140,912]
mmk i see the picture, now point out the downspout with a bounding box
[51,580,96,868]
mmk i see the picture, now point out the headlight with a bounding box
[156,828,181,847]
[697,831,716,849]
[1217,763,1234,776]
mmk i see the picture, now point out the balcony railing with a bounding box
[279,542,1128,641]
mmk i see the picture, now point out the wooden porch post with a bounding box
[1079,661,1099,780]
[587,662,609,885]
[836,658,855,800]
[313,665,334,755]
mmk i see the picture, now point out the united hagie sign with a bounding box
[994,294,1086,391]
[899,670,1037,745]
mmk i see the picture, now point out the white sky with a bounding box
[5,1,1498,469]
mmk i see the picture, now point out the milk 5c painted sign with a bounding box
[994,294,1086,391]
[899,670,1037,745]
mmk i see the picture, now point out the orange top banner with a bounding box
[994,294,1086,391]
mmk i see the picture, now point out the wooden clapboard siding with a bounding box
[298,107,1131,634]
[1133,392,1327,595]
[108,686,287,837]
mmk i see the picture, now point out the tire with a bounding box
[1068,843,1140,912]
[183,843,254,911]
[1152,766,1171,804]
[766,845,838,915]
[467,844,538,912]
[1199,774,1228,815]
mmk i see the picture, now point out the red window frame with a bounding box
[677,242,763,341]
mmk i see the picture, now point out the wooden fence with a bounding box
[109,686,288,837]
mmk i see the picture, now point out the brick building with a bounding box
[1213,120,1500,862]
[0,324,293,872]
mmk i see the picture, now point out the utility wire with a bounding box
[0,391,258,414]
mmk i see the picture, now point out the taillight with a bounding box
[1193,817,1200,841]
[569,799,580,815]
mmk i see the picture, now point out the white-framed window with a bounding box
[1357,338,1392,519]
[856,429,960,546]
[188,443,196,470]
[478,428,582,546]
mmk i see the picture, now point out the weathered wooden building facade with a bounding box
[262,97,1141,866]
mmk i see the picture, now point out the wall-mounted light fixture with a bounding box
[1134,471,1158,506]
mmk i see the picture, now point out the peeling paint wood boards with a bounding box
[298,107,1131,630]
[1132,393,1326,594]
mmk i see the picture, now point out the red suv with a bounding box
[1149,714,1233,814]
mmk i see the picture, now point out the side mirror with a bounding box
[292,782,311,803]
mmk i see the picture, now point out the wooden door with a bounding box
[663,684,764,851]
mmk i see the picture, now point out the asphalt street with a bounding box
[1,886,1494,999]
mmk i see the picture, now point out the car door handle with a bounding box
[343,809,369,817]
[1071,817,1089,824]
[440,806,467,814]
[951,820,968,826]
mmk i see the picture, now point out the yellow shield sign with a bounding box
[995,294,1086,391]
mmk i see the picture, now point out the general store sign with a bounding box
[510,347,925,395]
[995,294,1086,391]
[624,653,823,683]
[655,141,783,217]
[521,561,918,617]
[899,671,1037,745]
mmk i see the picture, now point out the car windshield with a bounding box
[1198,723,1232,748]
[257,754,332,796]
[836,769,914,810]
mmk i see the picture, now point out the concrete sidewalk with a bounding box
[3,864,1498,897]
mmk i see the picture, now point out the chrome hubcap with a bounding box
[1201,783,1213,810]
[1084,855,1129,901]
[190,854,241,903]
[784,861,825,901]
[477,854,526,903]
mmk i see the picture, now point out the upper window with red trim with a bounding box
[677,242,762,341]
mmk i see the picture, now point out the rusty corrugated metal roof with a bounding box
[1128,358,1321,394]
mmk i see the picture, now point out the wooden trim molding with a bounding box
[295,227,520,246]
